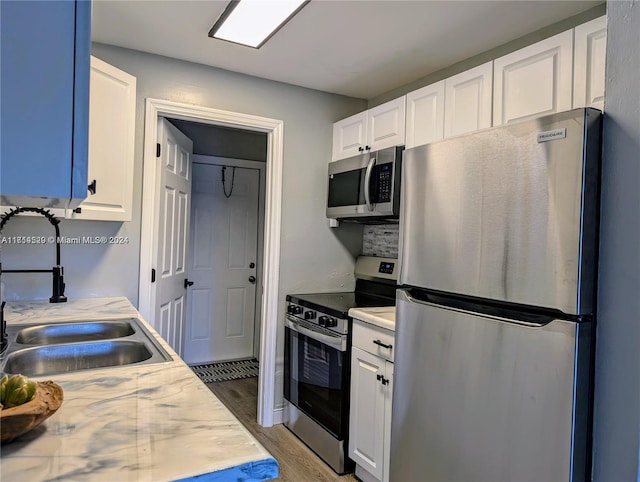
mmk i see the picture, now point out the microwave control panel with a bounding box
[377,163,393,202]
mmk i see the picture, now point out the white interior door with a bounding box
[184,163,260,364]
[154,118,193,356]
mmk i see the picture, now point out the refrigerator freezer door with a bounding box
[390,290,592,482]
[399,108,601,315]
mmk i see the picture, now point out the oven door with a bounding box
[284,316,349,440]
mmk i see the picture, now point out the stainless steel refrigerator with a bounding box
[391,108,602,482]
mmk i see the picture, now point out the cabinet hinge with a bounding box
[151,268,156,283]
[156,143,161,157]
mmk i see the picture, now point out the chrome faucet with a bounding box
[0,207,67,304]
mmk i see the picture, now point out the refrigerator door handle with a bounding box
[364,156,376,211]
[399,289,553,328]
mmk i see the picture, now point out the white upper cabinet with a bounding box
[405,80,445,148]
[68,56,137,221]
[573,16,607,111]
[493,30,574,126]
[332,111,368,161]
[332,97,405,161]
[366,97,406,152]
[444,61,493,137]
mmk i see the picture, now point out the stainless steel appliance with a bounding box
[392,108,602,482]
[327,146,403,222]
[284,256,398,474]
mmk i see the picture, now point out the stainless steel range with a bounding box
[284,256,398,474]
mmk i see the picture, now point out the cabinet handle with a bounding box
[88,179,97,195]
[377,374,389,385]
[373,339,393,349]
[365,145,371,151]
[358,146,364,152]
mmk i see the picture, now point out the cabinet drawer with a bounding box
[353,319,395,362]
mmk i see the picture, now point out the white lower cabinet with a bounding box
[67,56,136,221]
[349,320,394,482]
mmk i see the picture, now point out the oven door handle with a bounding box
[286,317,347,352]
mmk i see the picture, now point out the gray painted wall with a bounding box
[592,1,640,480]
[0,43,366,408]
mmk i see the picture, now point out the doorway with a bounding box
[184,156,266,364]
[138,98,283,427]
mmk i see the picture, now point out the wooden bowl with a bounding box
[1,381,64,444]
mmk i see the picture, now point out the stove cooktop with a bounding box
[286,291,395,320]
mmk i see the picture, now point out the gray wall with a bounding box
[592,1,640,480]
[1,43,366,302]
[0,45,366,409]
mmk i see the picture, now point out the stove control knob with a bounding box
[304,310,316,320]
[287,305,294,314]
[288,305,302,315]
[325,317,338,328]
[318,315,328,327]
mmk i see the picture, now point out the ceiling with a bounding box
[92,0,601,100]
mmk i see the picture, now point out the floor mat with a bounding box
[190,358,259,383]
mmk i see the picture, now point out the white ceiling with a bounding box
[92,0,601,100]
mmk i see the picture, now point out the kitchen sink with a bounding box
[15,320,135,345]
[3,340,157,377]
[1,318,171,377]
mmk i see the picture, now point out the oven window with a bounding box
[284,326,348,439]
[328,169,362,207]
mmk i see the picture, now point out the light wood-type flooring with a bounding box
[206,377,358,482]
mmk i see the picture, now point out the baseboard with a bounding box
[272,406,284,425]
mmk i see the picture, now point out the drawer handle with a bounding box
[373,339,392,350]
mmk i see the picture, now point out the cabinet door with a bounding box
[332,111,367,161]
[405,81,445,148]
[68,57,137,221]
[444,61,493,138]
[493,30,573,126]
[349,346,386,481]
[382,361,394,482]
[367,97,406,151]
[0,0,90,209]
[573,16,606,111]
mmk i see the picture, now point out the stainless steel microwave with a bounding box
[327,146,404,223]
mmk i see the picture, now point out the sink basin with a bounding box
[3,341,155,377]
[1,318,171,376]
[16,320,135,345]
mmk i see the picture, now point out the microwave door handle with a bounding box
[364,156,376,211]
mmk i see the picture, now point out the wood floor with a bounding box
[206,377,358,482]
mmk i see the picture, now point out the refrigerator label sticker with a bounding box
[537,128,567,143]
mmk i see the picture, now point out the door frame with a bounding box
[139,98,283,427]
[188,155,267,362]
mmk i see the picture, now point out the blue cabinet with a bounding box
[1,0,91,209]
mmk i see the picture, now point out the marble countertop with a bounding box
[0,297,278,481]
[348,306,396,331]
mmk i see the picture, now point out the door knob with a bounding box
[184,279,194,289]
[249,262,255,269]
[248,276,256,284]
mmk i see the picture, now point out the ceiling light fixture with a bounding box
[209,0,309,49]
